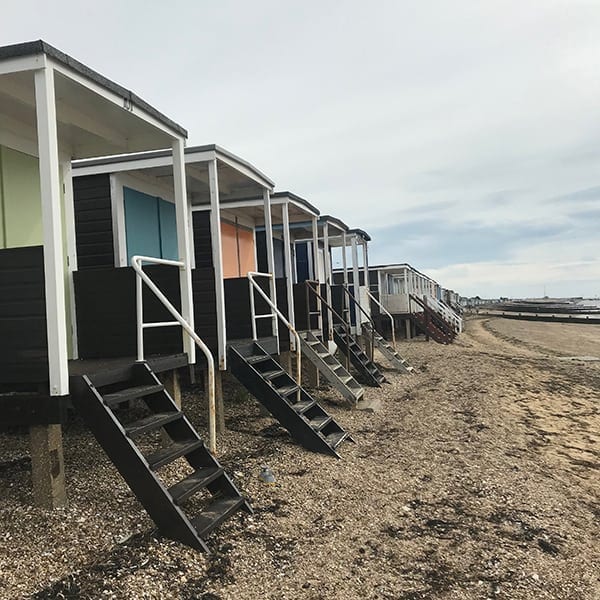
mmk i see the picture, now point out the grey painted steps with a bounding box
[299,331,364,405]
[363,323,414,374]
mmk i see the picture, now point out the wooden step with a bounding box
[310,415,332,431]
[293,399,316,414]
[103,384,164,407]
[193,496,246,538]
[168,467,225,504]
[246,355,271,365]
[276,384,299,397]
[147,440,204,470]
[263,369,286,381]
[125,412,182,437]
[326,431,349,449]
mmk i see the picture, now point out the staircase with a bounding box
[71,361,250,552]
[409,294,456,344]
[332,325,386,387]
[228,341,351,458]
[299,331,364,405]
[362,323,413,374]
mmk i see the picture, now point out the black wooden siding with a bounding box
[191,211,218,352]
[74,266,183,359]
[0,246,48,386]
[225,277,289,351]
[73,174,115,270]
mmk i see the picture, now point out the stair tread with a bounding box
[326,431,348,449]
[147,439,203,470]
[246,354,270,365]
[168,466,224,504]
[310,415,332,430]
[125,411,182,437]
[276,384,299,397]
[193,496,245,538]
[293,399,316,414]
[103,384,164,406]
[263,369,285,380]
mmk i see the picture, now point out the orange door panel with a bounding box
[237,227,256,276]
[220,221,239,278]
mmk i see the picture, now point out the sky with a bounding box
[1,0,599,298]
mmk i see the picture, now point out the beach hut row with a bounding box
[0,41,462,551]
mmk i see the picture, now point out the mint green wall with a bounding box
[0,146,43,248]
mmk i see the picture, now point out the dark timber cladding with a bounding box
[0,246,48,386]
[225,277,290,351]
[191,211,217,351]
[74,266,184,359]
[73,174,115,270]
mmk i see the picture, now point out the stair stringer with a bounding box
[332,326,385,387]
[362,323,414,374]
[299,331,364,405]
[228,343,349,458]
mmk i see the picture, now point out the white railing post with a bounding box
[367,289,396,349]
[131,256,216,455]
[247,272,301,390]
[136,272,144,362]
[249,277,258,340]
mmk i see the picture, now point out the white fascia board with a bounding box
[72,154,176,177]
[50,59,182,141]
[0,53,45,76]
[288,199,318,218]
[216,152,274,190]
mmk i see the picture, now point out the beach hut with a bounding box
[0,41,249,552]
[71,153,353,459]
[364,264,463,344]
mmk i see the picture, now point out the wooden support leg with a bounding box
[163,369,181,409]
[29,424,67,509]
[215,370,225,434]
[161,369,181,445]
[405,318,411,340]
[305,359,320,388]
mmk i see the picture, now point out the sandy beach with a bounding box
[0,316,598,599]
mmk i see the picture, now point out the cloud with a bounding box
[1,1,599,298]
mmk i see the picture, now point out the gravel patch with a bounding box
[0,316,598,599]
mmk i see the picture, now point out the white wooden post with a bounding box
[362,241,369,294]
[35,66,69,397]
[263,189,278,343]
[281,202,295,349]
[208,159,227,370]
[351,235,360,333]
[172,138,195,364]
[311,215,319,281]
[323,221,333,340]
[61,160,79,360]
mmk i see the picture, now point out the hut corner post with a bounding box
[32,65,69,510]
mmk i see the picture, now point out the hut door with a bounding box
[123,187,178,264]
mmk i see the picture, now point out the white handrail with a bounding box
[247,272,302,390]
[424,295,463,333]
[131,255,217,455]
[366,289,396,349]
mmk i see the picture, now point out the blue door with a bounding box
[158,199,178,260]
[124,187,161,263]
[123,187,179,264]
